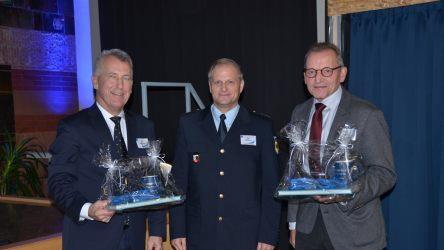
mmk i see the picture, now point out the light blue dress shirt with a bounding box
[211,104,240,132]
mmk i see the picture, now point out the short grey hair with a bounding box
[207,58,244,83]
[93,48,133,76]
[304,42,344,68]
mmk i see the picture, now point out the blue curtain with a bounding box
[349,2,444,250]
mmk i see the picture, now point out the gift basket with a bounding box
[95,140,184,211]
[276,122,364,198]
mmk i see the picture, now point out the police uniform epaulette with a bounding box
[250,110,272,120]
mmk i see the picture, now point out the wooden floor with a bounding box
[0,196,291,250]
[0,203,63,245]
[0,234,174,250]
[0,197,173,250]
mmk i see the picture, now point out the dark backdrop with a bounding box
[99,0,316,159]
[99,1,317,249]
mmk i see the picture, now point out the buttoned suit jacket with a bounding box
[48,104,166,250]
[169,105,281,250]
[287,90,396,250]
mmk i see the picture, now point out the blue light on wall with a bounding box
[73,0,97,110]
[42,90,77,115]
[40,32,75,71]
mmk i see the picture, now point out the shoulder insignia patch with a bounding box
[274,136,279,154]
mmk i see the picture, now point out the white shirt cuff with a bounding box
[289,222,296,230]
[80,203,94,221]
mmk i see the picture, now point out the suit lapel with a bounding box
[199,105,251,147]
[223,106,250,147]
[88,104,119,160]
[199,108,221,145]
[327,90,351,143]
[125,111,138,157]
[292,99,313,124]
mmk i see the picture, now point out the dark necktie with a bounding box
[217,114,228,142]
[110,116,130,228]
[309,103,326,177]
[110,116,128,159]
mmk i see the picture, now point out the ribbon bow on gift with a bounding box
[146,140,172,186]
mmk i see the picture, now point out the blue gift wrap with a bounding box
[289,177,348,190]
[110,188,161,206]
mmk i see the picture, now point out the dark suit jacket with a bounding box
[169,105,281,250]
[287,89,397,250]
[48,104,166,250]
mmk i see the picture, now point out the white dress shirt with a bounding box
[79,103,128,221]
[289,86,343,230]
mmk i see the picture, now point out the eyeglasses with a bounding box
[304,66,342,78]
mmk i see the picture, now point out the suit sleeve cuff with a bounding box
[80,203,93,221]
[147,210,166,238]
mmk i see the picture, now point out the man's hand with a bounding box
[257,242,274,250]
[313,195,349,204]
[147,236,163,250]
[171,237,186,250]
[289,230,296,248]
[88,200,115,223]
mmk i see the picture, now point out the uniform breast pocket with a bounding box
[238,145,260,160]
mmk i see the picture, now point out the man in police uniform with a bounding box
[169,58,281,250]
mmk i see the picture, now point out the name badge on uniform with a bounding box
[136,138,149,148]
[192,152,200,164]
[240,135,256,146]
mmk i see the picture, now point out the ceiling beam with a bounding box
[328,0,437,16]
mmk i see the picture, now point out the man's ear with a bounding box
[92,75,99,90]
[340,67,348,83]
[240,80,245,93]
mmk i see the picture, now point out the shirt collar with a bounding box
[211,104,240,130]
[313,85,342,109]
[96,102,125,121]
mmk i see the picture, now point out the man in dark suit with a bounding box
[287,42,397,250]
[169,58,281,250]
[48,49,165,250]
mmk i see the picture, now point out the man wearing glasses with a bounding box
[287,43,396,250]
[170,58,281,250]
